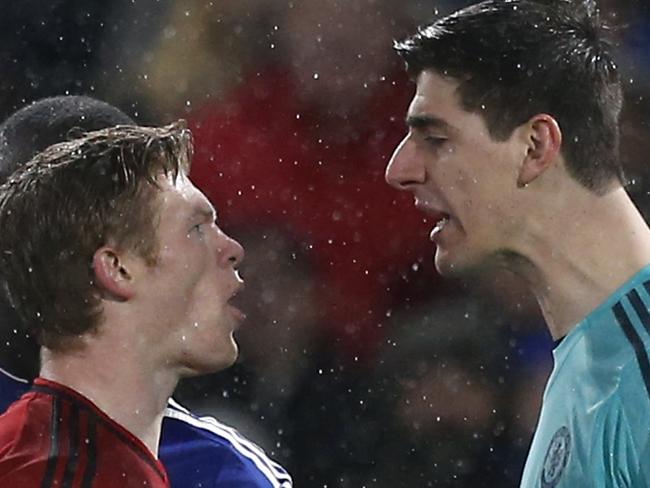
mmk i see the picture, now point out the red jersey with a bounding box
[0,378,169,487]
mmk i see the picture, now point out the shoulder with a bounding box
[610,360,650,439]
[0,389,51,444]
[0,393,60,484]
[161,399,292,487]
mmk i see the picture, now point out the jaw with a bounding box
[433,229,498,278]
[176,335,239,378]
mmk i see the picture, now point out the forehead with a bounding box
[408,70,490,137]
[409,71,464,119]
[154,172,214,217]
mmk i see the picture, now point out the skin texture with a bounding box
[41,171,245,454]
[385,70,528,276]
[386,69,650,340]
[126,172,245,375]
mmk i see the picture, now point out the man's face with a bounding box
[137,172,245,375]
[385,70,525,276]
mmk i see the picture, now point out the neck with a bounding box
[508,186,650,340]
[39,333,178,457]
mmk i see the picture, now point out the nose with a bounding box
[385,135,425,190]
[217,232,245,268]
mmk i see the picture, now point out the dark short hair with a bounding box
[394,0,623,193]
[0,121,192,350]
[0,96,135,182]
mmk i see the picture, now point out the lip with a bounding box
[227,304,247,324]
[226,282,246,324]
[414,197,451,242]
[414,197,448,220]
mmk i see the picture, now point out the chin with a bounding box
[434,248,459,276]
[434,248,480,278]
[209,341,240,372]
[181,339,239,377]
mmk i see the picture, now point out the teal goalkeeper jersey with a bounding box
[521,265,650,488]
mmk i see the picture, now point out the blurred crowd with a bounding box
[2,0,649,486]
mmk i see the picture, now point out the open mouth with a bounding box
[413,197,453,242]
[431,213,450,240]
[227,285,247,322]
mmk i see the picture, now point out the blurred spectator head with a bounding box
[114,0,282,120]
[372,291,507,484]
[279,0,404,118]
[0,95,134,181]
[378,293,503,435]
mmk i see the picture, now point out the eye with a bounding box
[190,223,205,237]
[424,136,447,148]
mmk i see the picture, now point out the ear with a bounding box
[92,246,136,301]
[517,114,562,188]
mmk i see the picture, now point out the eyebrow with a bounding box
[191,206,217,222]
[405,115,452,132]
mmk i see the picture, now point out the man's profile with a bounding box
[0,121,246,486]
[0,96,292,487]
[386,1,650,485]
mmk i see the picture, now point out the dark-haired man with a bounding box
[0,97,292,487]
[386,1,650,486]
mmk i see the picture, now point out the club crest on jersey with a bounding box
[541,426,571,488]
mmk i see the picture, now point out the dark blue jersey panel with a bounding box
[0,368,29,413]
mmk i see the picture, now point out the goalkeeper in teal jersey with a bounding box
[521,271,650,487]
[385,0,650,486]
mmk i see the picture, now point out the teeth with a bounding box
[431,216,449,237]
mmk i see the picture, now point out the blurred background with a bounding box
[2,0,649,486]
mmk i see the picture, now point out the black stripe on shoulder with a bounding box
[627,288,650,337]
[613,301,650,400]
[61,403,81,488]
[81,414,97,488]
[31,383,166,481]
[40,397,61,488]
[642,280,650,298]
